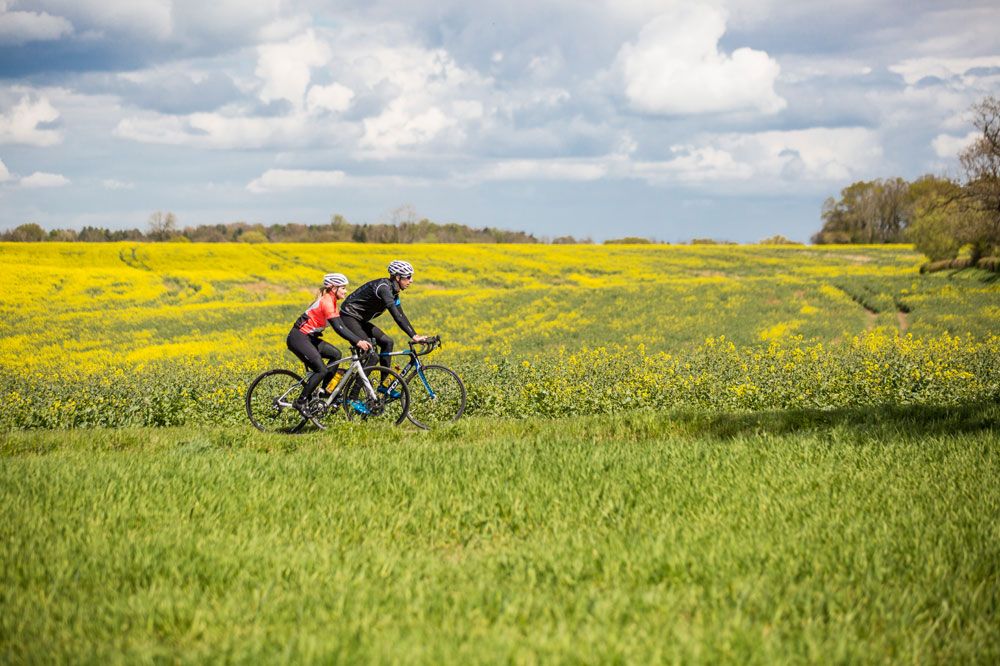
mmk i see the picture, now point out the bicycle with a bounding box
[245,348,410,433]
[378,335,466,429]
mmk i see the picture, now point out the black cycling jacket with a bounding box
[339,277,417,338]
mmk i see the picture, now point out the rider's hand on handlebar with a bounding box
[356,340,373,351]
[411,334,429,343]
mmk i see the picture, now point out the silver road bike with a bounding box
[246,348,410,433]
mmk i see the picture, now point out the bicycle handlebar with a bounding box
[409,335,441,356]
[350,335,441,357]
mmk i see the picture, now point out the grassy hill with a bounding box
[3,406,999,663]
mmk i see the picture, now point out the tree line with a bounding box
[2,214,545,244]
[813,96,1000,268]
[1,212,679,245]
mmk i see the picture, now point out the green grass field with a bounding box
[3,406,999,663]
[2,243,999,661]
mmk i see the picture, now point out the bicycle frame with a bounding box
[379,347,438,398]
[247,345,412,433]
[292,352,381,410]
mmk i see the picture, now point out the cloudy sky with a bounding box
[1,0,998,241]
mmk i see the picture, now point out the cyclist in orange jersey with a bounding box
[287,273,372,415]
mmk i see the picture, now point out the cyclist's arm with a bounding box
[387,303,419,339]
[376,283,417,339]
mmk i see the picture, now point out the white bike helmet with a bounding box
[323,273,349,288]
[387,260,414,278]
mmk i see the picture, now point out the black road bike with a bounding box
[379,336,466,429]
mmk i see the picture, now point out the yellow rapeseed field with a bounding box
[1,242,997,428]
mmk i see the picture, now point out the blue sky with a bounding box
[1,0,998,242]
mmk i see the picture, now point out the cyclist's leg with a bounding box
[362,322,395,388]
[334,315,368,352]
[317,339,342,366]
[335,316,379,365]
[286,328,329,399]
[362,322,393,367]
[333,317,379,412]
[316,339,344,391]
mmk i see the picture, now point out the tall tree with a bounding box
[957,96,1000,261]
[812,178,912,244]
[1,223,46,242]
[147,211,177,241]
[906,175,964,261]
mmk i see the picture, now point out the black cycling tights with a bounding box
[335,316,394,366]
[286,328,342,399]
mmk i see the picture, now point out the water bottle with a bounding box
[326,367,346,390]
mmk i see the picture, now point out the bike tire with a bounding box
[246,369,308,434]
[405,364,466,430]
[341,365,411,425]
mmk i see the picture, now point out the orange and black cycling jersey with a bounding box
[293,292,340,335]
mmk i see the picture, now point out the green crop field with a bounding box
[3,408,999,663]
[1,242,999,662]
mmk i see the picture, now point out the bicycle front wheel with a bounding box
[246,369,307,433]
[342,365,410,425]
[406,364,466,429]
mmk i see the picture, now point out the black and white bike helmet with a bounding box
[323,273,349,288]
[387,260,414,278]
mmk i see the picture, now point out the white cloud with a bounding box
[256,30,331,109]
[779,55,873,84]
[633,147,753,183]
[17,0,172,40]
[177,0,289,43]
[616,5,785,115]
[102,178,134,190]
[869,84,979,134]
[0,156,9,182]
[113,114,187,144]
[457,126,880,189]
[0,95,62,146]
[0,7,73,45]
[113,111,317,149]
[110,23,513,157]
[247,168,346,193]
[361,48,491,157]
[257,14,311,43]
[362,102,467,154]
[726,128,881,180]
[345,41,494,156]
[634,127,880,185]
[7,0,294,48]
[186,112,307,148]
[932,131,978,159]
[19,171,70,187]
[306,82,354,114]
[474,158,609,182]
[890,56,1000,85]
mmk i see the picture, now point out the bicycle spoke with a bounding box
[406,364,466,429]
[246,370,307,433]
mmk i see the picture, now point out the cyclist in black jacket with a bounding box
[332,260,428,370]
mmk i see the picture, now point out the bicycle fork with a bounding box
[413,367,437,399]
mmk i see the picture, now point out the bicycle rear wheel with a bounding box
[406,364,466,429]
[342,365,410,425]
[246,369,307,433]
